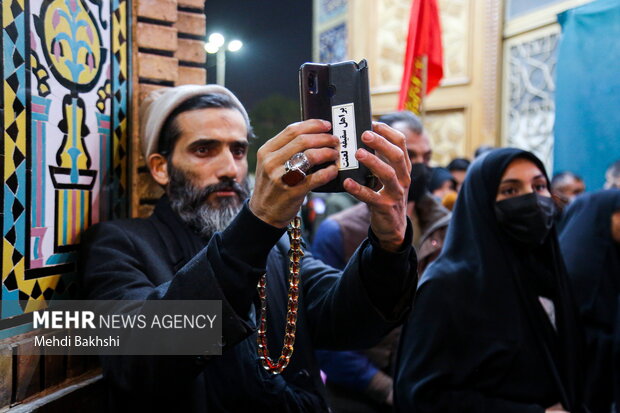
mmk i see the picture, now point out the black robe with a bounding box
[559,189,620,413]
[78,197,417,412]
[394,148,585,413]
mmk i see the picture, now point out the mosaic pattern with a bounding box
[505,32,559,171]
[319,23,347,63]
[318,0,347,24]
[110,0,129,220]
[3,0,30,315]
[1,0,130,319]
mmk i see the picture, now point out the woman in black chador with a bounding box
[559,189,620,413]
[394,148,585,413]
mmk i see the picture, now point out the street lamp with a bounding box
[205,33,243,86]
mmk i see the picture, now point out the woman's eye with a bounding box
[501,187,517,196]
[534,184,548,192]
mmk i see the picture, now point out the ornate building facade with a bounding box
[313,0,593,167]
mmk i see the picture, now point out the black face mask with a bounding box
[408,163,431,203]
[495,193,556,246]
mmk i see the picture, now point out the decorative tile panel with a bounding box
[438,0,469,82]
[424,109,467,166]
[1,0,130,320]
[376,0,410,87]
[319,23,347,63]
[504,29,559,171]
[318,0,347,24]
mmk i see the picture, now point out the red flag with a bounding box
[397,0,444,114]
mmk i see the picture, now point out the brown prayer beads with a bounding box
[256,216,303,374]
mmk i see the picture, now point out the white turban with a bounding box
[139,84,250,161]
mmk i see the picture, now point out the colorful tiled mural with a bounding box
[1,0,129,321]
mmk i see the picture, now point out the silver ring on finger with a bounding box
[282,152,311,186]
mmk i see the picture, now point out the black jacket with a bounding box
[79,197,417,412]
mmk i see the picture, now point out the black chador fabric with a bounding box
[79,196,417,412]
[394,148,585,413]
[559,189,620,413]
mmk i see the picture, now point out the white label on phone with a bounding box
[331,103,359,171]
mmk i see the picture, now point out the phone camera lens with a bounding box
[308,72,319,95]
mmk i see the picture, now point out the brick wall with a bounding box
[132,0,208,218]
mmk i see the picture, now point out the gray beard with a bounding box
[167,163,251,239]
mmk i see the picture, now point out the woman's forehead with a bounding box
[500,158,544,181]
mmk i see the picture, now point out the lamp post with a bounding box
[205,33,243,86]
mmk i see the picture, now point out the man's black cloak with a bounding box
[79,197,417,412]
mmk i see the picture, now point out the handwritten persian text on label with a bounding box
[331,103,359,171]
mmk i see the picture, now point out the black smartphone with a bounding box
[299,59,376,193]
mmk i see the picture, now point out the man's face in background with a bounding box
[391,121,432,166]
[552,175,585,204]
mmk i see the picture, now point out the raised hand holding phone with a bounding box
[299,59,376,192]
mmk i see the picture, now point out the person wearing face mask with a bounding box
[395,148,586,413]
[559,189,620,413]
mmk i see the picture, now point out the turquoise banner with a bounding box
[555,0,620,190]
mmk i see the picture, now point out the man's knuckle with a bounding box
[369,154,381,167]
[265,156,280,172]
[271,169,283,182]
[286,122,302,135]
[257,148,266,161]
[298,135,310,148]
[283,125,296,136]
[313,118,326,127]
[392,148,405,161]
[403,176,412,187]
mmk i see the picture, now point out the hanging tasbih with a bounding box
[256,216,303,374]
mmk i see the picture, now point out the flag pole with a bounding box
[420,54,428,121]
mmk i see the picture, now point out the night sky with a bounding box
[204,0,313,111]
